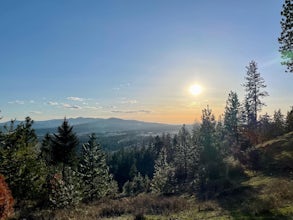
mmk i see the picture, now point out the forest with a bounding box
[0,1,292,219]
[0,59,292,220]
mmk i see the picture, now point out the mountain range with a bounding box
[0,117,186,150]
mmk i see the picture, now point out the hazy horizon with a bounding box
[1,0,292,124]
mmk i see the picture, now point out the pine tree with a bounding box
[172,125,200,192]
[79,134,117,201]
[49,166,82,208]
[0,118,47,200]
[224,91,240,144]
[198,106,224,198]
[40,133,53,166]
[279,0,293,73]
[199,106,216,149]
[174,125,191,183]
[258,113,273,142]
[286,107,293,132]
[151,147,175,195]
[131,172,148,195]
[272,109,286,137]
[242,61,268,128]
[50,118,79,168]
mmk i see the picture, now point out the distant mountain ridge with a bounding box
[0,117,194,151]
[1,117,182,136]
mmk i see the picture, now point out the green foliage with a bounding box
[255,132,293,174]
[197,106,226,199]
[122,172,150,196]
[151,148,175,195]
[40,133,53,166]
[273,109,286,135]
[174,125,200,192]
[242,61,268,129]
[50,118,79,168]
[79,133,117,202]
[255,110,286,143]
[49,166,82,208]
[286,107,293,132]
[108,145,156,190]
[279,0,293,73]
[0,117,47,201]
[224,91,240,148]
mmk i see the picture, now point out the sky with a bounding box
[0,0,292,124]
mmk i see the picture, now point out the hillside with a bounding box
[216,132,293,219]
[255,131,293,175]
[0,117,183,151]
[26,132,293,220]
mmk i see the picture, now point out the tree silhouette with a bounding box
[51,118,79,168]
[242,61,268,128]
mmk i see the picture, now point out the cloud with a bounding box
[111,110,151,114]
[120,98,138,104]
[103,105,117,109]
[8,100,25,105]
[29,111,42,114]
[62,103,82,109]
[8,100,35,105]
[67,97,85,102]
[84,106,102,110]
[47,101,59,106]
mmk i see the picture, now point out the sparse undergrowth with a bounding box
[12,175,293,220]
[25,194,190,220]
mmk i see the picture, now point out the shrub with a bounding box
[49,167,82,208]
[0,175,14,220]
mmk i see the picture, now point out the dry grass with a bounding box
[27,194,190,220]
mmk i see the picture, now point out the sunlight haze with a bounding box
[0,0,292,124]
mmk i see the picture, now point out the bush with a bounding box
[0,175,14,219]
[49,167,82,208]
[96,194,189,217]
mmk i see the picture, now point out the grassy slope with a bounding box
[28,132,293,220]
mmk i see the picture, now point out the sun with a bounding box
[189,84,202,96]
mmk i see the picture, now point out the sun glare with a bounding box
[189,84,202,96]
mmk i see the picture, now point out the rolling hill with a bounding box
[1,117,185,151]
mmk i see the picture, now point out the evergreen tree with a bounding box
[49,166,82,208]
[279,0,293,73]
[79,133,117,201]
[131,172,148,195]
[50,118,79,168]
[40,133,53,166]
[258,113,273,142]
[272,109,286,137]
[174,125,192,183]
[173,125,200,192]
[242,61,268,128]
[286,107,293,132]
[199,106,216,149]
[198,106,224,198]
[122,172,150,196]
[151,147,175,195]
[224,91,240,144]
[0,118,47,200]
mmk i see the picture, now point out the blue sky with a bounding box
[0,0,292,124]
